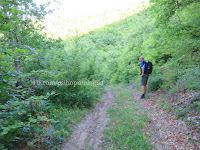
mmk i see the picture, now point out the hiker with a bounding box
[139,56,149,99]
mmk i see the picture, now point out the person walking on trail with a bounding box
[139,56,149,99]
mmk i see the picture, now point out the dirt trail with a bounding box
[63,88,114,150]
[63,86,199,150]
[128,86,199,150]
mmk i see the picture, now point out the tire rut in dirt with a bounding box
[63,88,114,150]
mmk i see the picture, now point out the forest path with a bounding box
[127,85,199,150]
[63,88,114,150]
[63,86,199,150]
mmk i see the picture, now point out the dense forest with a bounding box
[0,0,199,149]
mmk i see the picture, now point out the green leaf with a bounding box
[29,117,37,123]
[37,116,48,121]
[0,105,6,109]
[1,127,10,135]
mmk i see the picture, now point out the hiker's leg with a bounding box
[142,85,145,94]
[141,74,149,99]
[144,85,147,94]
[140,85,145,99]
[143,74,148,94]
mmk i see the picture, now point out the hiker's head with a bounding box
[139,56,144,62]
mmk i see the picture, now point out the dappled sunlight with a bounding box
[41,0,150,39]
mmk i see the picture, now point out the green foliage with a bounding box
[177,68,200,90]
[0,93,54,149]
[175,108,188,119]
[49,83,104,108]
[65,1,199,88]
[26,70,105,108]
[0,0,98,149]
[148,75,163,92]
[40,107,88,149]
[1,0,199,148]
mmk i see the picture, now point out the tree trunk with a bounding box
[14,60,21,73]
[9,28,21,73]
[176,0,179,8]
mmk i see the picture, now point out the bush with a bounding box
[49,84,104,108]
[148,75,163,92]
[0,93,54,149]
[177,68,200,90]
[26,70,105,108]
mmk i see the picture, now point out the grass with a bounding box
[49,106,89,133]
[39,106,89,149]
[102,85,153,150]
[42,87,107,149]
[17,106,90,150]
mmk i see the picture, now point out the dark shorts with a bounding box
[141,74,149,85]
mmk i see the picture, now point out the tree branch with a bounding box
[176,0,179,8]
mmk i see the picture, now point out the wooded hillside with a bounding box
[0,0,199,149]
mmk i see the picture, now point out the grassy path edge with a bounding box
[101,85,153,150]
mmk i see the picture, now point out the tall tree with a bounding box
[149,0,199,38]
[0,0,50,73]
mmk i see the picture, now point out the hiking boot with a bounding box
[140,94,145,99]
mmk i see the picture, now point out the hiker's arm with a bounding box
[141,68,145,76]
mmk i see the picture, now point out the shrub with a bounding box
[177,68,200,90]
[0,93,54,149]
[148,75,163,92]
[49,84,104,108]
[26,70,105,108]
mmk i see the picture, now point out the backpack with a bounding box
[145,61,153,74]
